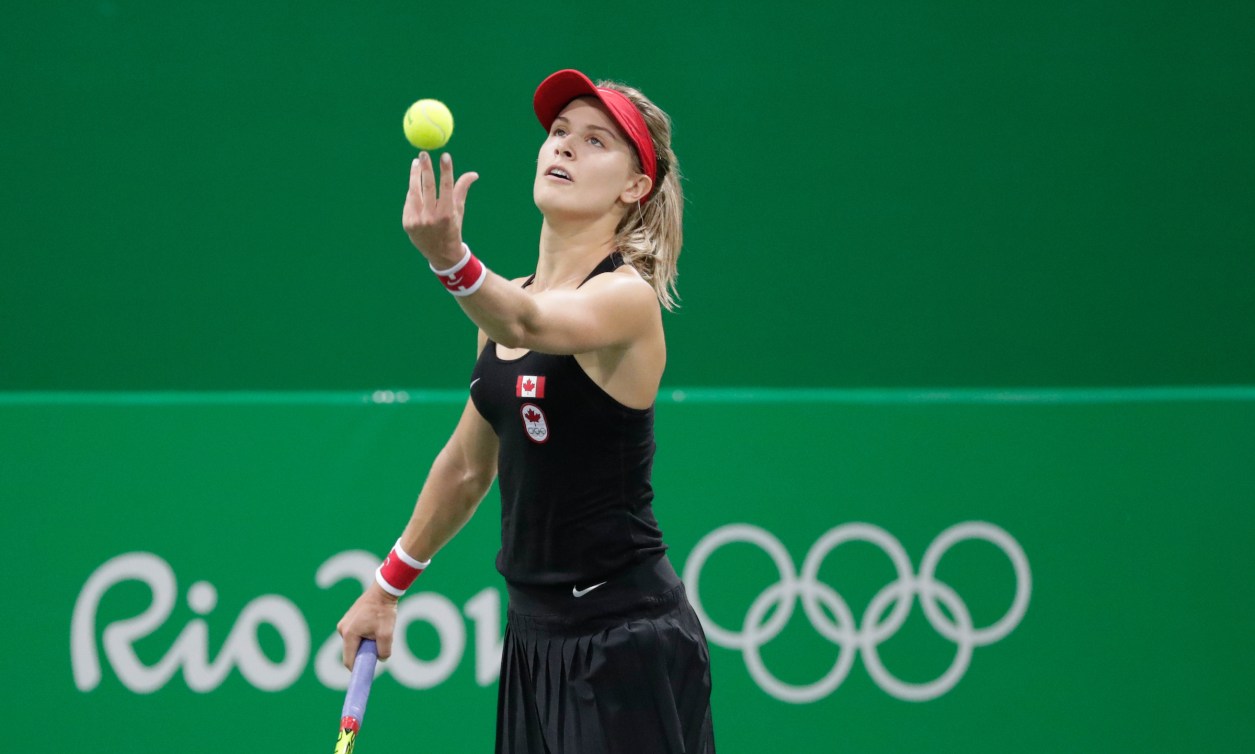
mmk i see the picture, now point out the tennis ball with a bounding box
[403,98,454,150]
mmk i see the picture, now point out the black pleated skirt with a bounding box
[495,556,716,754]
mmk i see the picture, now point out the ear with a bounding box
[619,173,653,205]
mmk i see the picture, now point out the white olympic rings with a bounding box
[683,521,1031,703]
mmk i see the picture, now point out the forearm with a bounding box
[397,445,495,561]
[341,449,490,664]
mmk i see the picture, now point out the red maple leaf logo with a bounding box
[522,378,535,392]
[524,408,541,422]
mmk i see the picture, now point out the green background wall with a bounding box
[3,2,1253,752]
[3,1,1252,390]
[4,393,1254,752]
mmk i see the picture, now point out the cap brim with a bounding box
[533,68,659,201]
[533,69,601,129]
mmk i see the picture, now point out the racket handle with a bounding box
[342,639,379,724]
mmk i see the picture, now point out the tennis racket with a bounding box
[333,638,379,754]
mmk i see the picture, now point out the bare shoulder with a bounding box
[583,264,659,308]
[578,265,663,350]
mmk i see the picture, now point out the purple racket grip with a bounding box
[342,639,379,724]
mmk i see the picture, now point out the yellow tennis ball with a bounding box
[403,98,454,150]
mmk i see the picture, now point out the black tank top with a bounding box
[469,253,667,587]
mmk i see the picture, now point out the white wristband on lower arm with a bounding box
[430,243,488,297]
[374,539,431,597]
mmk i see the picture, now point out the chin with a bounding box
[534,187,590,218]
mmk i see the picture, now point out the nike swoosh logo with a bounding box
[572,581,607,598]
[470,378,481,390]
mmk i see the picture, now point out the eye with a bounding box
[551,127,567,137]
[588,136,605,147]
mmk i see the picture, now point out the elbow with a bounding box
[457,459,497,502]
[436,448,496,505]
[488,297,541,350]
[490,322,530,350]
[492,331,524,350]
[459,468,496,508]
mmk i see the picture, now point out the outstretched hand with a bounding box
[402,151,479,269]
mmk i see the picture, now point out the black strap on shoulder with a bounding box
[578,253,625,288]
[522,254,624,290]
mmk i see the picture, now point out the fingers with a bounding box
[410,151,475,206]
[454,171,480,211]
[439,152,455,206]
[403,152,477,259]
[341,631,360,671]
[407,156,424,200]
[420,152,437,208]
[403,158,423,225]
[341,628,392,669]
[375,628,393,662]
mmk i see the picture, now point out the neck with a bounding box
[534,213,622,290]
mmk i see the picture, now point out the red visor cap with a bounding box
[534,69,658,202]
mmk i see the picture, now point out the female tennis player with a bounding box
[337,68,715,753]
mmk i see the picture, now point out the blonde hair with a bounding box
[596,80,684,312]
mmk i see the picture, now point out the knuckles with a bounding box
[403,215,455,234]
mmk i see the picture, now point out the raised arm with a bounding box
[401,151,660,355]
[455,269,658,354]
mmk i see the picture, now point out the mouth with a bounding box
[544,166,573,182]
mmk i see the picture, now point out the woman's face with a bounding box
[534,97,650,220]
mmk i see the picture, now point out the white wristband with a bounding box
[390,539,430,570]
[374,567,407,597]
[430,243,488,297]
[374,539,431,597]
[429,244,473,277]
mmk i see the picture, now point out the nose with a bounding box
[554,136,574,159]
